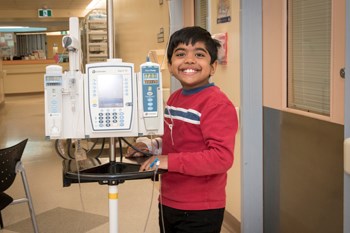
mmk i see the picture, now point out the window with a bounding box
[287,0,332,116]
[16,34,47,57]
[194,0,208,29]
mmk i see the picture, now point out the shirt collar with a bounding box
[182,83,215,95]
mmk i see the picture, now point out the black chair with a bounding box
[0,139,39,233]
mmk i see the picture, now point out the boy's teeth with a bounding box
[184,69,196,73]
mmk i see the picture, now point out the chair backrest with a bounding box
[0,139,28,193]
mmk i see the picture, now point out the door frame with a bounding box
[240,0,263,232]
[344,1,350,232]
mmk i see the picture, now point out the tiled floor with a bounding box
[0,93,231,233]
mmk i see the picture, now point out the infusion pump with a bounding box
[44,58,163,139]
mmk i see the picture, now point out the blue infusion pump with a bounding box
[141,65,160,117]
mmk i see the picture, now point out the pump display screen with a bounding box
[45,76,62,86]
[143,72,159,84]
[97,74,123,108]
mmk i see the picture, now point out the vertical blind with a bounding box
[194,0,208,29]
[16,34,47,57]
[287,0,332,116]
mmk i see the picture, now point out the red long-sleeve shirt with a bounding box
[161,83,238,210]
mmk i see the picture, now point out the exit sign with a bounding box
[38,9,52,17]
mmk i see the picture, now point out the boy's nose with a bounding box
[184,54,196,64]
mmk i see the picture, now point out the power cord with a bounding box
[142,157,160,233]
[72,147,89,233]
[159,174,165,233]
[120,137,154,157]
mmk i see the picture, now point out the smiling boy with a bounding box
[134,26,238,233]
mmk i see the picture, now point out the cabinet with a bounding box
[85,10,108,64]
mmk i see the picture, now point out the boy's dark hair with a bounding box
[167,26,221,65]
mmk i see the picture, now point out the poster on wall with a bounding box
[212,32,228,65]
[217,0,231,24]
[0,37,5,46]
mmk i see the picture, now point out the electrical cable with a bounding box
[120,137,154,157]
[159,174,165,233]
[85,138,106,158]
[54,139,68,159]
[118,137,123,163]
[67,139,75,159]
[142,158,160,233]
[54,138,106,160]
[73,154,90,233]
[94,138,106,158]
[74,159,86,213]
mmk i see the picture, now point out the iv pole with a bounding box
[63,2,164,232]
[106,0,118,232]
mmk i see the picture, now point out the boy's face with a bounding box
[168,41,217,90]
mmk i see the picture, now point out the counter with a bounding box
[2,60,69,94]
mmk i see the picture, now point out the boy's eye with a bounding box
[175,52,186,57]
[195,52,206,58]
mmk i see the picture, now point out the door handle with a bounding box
[340,67,345,79]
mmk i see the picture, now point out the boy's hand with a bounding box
[139,155,168,171]
[125,142,149,158]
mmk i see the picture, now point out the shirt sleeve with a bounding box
[136,137,162,155]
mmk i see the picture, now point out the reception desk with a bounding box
[2,60,69,94]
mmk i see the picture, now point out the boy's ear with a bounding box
[210,60,218,76]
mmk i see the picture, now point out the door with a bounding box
[260,0,347,233]
[240,0,263,232]
[222,0,350,231]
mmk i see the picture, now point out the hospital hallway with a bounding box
[0,93,232,233]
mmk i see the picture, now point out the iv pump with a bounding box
[44,58,164,140]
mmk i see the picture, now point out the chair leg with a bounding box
[0,211,3,229]
[17,162,39,233]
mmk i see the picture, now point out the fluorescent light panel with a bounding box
[86,0,105,10]
[0,26,47,32]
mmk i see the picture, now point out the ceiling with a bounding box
[0,0,105,32]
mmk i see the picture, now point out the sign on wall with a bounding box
[217,0,231,24]
[38,9,52,17]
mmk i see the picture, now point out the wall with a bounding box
[47,35,65,59]
[210,0,241,221]
[113,0,170,89]
[262,0,284,110]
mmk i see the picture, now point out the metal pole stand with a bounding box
[109,185,118,233]
[108,138,118,233]
[62,137,166,233]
